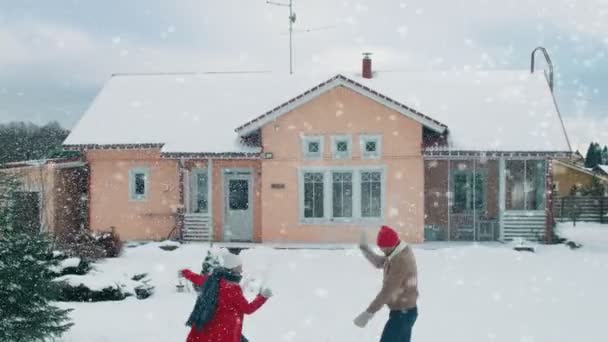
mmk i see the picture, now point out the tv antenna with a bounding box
[266,0,297,74]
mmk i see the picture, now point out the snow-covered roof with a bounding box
[594,165,608,175]
[65,69,571,154]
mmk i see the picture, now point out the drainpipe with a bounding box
[177,159,186,241]
[545,159,555,244]
[208,158,214,245]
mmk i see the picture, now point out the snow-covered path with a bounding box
[57,224,608,342]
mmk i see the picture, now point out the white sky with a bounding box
[0,0,607,153]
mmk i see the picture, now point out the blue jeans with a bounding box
[380,307,418,342]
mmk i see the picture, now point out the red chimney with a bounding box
[362,52,372,79]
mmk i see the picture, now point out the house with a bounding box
[64,52,571,244]
[592,165,608,177]
[0,158,87,239]
[552,160,608,197]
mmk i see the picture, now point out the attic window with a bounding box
[331,135,352,160]
[302,136,323,160]
[360,135,382,159]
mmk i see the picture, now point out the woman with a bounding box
[180,252,272,342]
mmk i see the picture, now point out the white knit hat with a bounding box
[221,252,243,269]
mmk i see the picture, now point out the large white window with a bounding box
[360,135,382,159]
[332,172,353,219]
[303,172,324,218]
[361,171,382,217]
[331,135,352,160]
[129,167,149,201]
[299,167,384,224]
[301,136,324,160]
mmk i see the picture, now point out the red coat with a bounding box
[181,269,267,342]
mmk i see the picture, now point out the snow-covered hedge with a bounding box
[54,272,154,302]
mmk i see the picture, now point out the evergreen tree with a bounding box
[594,143,603,167]
[585,142,603,168]
[602,146,608,165]
[0,174,73,342]
[585,142,595,168]
[0,121,75,164]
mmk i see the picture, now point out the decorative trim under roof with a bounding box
[64,143,165,151]
[161,152,261,160]
[235,74,448,136]
[424,149,572,160]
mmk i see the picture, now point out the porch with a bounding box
[424,156,551,242]
[175,159,261,243]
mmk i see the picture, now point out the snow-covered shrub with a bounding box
[55,273,154,302]
[49,257,92,277]
[94,228,123,258]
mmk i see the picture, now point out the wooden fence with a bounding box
[553,196,608,223]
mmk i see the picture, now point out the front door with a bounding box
[223,170,253,241]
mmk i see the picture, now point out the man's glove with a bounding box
[353,311,374,328]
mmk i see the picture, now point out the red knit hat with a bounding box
[377,225,400,248]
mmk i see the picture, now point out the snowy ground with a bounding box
[57,223,608,342]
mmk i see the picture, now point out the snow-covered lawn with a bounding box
[57,223,608,342]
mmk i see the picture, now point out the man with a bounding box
[181,252,272,342]
[354,225,419,342]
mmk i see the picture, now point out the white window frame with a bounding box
[298,166,386,225]
[301,135,324,160]
[360,134,382,159]
[129,167,150,201]
[331,135,352,160]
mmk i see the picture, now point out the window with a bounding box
[506,160,545,211]
[193,172,208,213]
[331,135,352,159]
[302,136,323,160]
[129,168,149,201]
[360,135,382,159]
[332,172,353,218]
[451,170,484,213]
[228,180,249,210]
[361,171,382,218]
[300,167,384,223]
[303,172,324,218]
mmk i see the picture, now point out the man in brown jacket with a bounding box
[354,225,419,342]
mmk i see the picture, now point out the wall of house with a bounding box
[424,160,449,239]
[86,149,180,240]
[260,86,425,244]
[53,166,88,241]
[553,162,595,197]
[2,165,56,233]
[423,159,499,240]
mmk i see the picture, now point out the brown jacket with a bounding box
[361,242,419,313]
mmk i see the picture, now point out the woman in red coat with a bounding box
[180,252,271,342]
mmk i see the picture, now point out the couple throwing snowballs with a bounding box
[180,225,419,342]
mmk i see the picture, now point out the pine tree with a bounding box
[585,142,603,168]
[602,146,608,165]
[585,142,595,168]
[594,143,603,167]
[0,174,73,342]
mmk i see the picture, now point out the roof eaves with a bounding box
[63,143,165,151]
